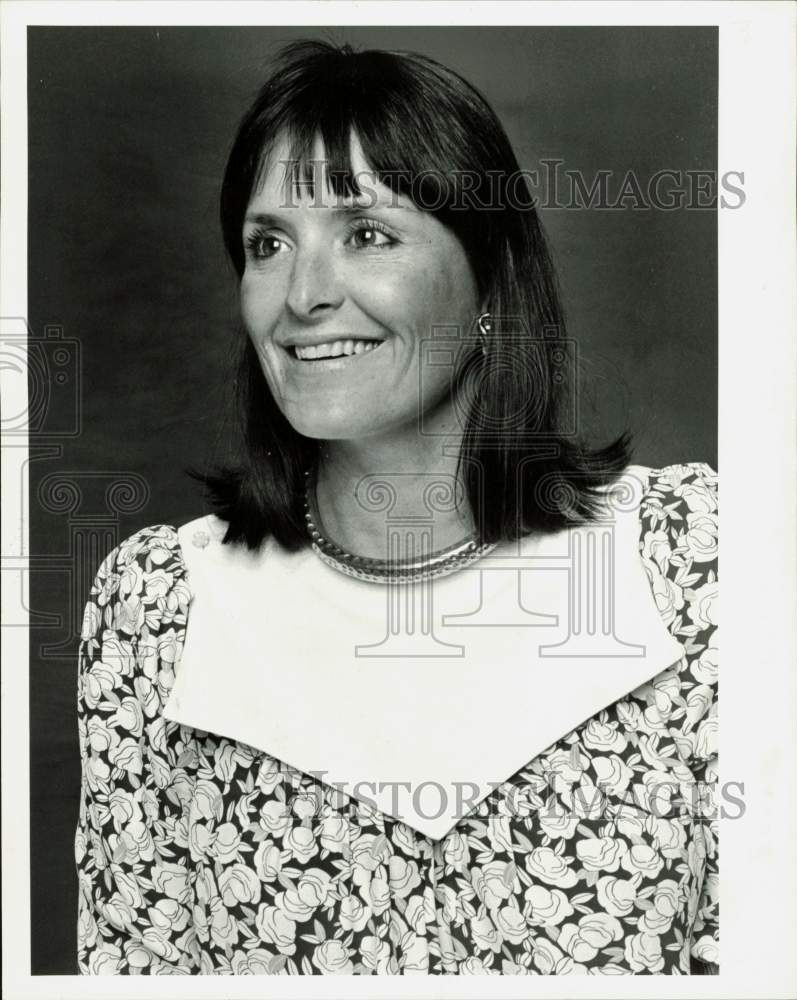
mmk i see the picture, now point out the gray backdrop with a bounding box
[27,25,717,973]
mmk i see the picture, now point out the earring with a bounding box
[477,312,492,357]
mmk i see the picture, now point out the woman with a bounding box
[76,41,718,975]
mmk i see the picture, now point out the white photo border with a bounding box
[2,2,795,998]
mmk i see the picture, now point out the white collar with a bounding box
[163,465,682,839]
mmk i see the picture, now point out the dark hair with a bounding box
[189,40,632,551]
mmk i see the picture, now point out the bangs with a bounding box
[251,121,365,205]
[247,49,478,209]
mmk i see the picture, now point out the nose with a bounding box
[285,244,344,321]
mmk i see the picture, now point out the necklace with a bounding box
[303,468,497,584]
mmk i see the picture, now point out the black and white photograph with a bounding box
[1,2,795,996]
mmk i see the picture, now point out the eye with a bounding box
[245,230,288,260]
[345,220,397,250]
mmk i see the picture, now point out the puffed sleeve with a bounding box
[638,462,719,974]
[75,525,198,974]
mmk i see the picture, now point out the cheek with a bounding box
[429,263,466,310]
[240,274,280,338]
[410,253,478,331]
[351,270,408,328]
[239,277,286,395]
[358,259,476,339]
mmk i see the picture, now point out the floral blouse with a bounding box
[76,461,718,975]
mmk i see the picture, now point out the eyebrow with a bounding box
[244,200,415,225]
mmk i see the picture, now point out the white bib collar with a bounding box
[163,465,682,839]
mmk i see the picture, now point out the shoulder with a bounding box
[83,523,190,643]
[629,461,718,571]
[83,513,235,640]
[80,522,199,716]
[635,461,718,520]
[94,523,182,576]
[593,461,717,570]
[626,461,718,660]
[92,514,229,585]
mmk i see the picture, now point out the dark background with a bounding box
[28,26,717,973]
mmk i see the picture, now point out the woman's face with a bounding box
[240,132,481,442]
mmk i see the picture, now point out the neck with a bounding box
[312,402,476,561]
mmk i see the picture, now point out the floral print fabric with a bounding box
[76,462,718,975]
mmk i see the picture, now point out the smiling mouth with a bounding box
[289,339,384,361]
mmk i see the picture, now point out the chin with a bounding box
[285,409,378,442]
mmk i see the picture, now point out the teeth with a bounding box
[294,340,382,360]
